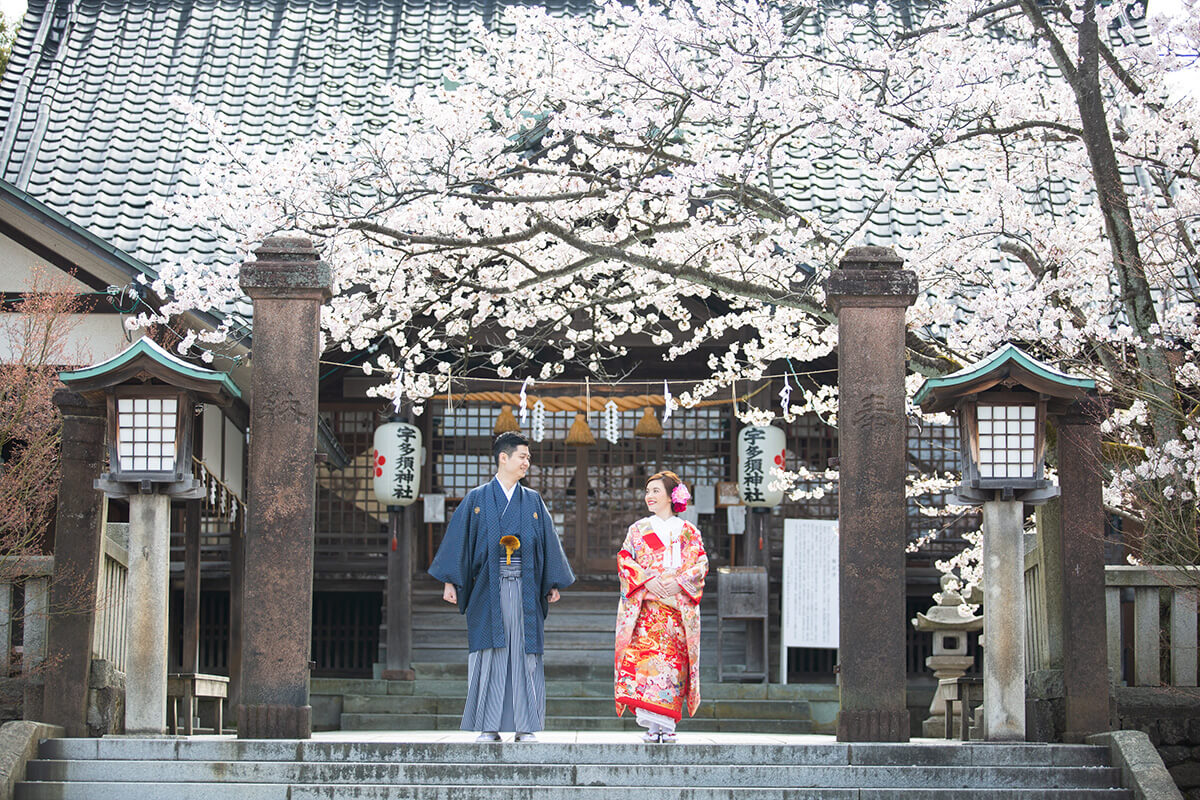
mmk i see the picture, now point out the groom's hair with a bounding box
[493,431,530,464]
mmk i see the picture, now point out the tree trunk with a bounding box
[1020,0,1189,556]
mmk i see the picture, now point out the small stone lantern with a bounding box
[913,575,983,737]
[60,337,241,734]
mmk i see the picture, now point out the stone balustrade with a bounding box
[1105,566,1199,688]
[0,556,54,680]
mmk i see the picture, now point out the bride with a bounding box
[613,471,709,743]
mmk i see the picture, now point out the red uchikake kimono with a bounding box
[614,517,708,724]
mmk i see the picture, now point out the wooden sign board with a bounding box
[716,481,741,507]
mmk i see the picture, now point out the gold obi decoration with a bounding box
[500,535,521,565]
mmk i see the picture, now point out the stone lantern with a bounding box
[914,343,1096,741]
[912,575,984,737]
[60,337,241,734]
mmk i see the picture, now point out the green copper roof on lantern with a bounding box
[59,337,242,403]
[913,344,1096,413]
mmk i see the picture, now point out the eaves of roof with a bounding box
[0,176,238,343]
[59,335,243,403]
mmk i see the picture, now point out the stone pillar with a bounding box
[237,236,331,738]
[43,391,107,737]
[826,246,917,742]
[1056,399,1111,741]
[124,492,172,734]
[982,498,1025,740]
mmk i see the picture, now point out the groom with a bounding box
[430,431,575,742]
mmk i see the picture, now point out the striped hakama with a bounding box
[461,558,546,733]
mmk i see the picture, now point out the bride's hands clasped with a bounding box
[644,575,681,598]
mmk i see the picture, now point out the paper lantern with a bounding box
[737,425,786,507]
[373,422,422,506]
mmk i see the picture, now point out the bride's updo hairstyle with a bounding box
[647,470,687,513]
[646,470,681,494]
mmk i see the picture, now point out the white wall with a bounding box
[0,231,138,364]
[199,404,247,500]
[224,416,245,500]
[0,235,94,292]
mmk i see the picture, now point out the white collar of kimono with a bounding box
[648,515,683,535]
[647,515,684,569]
[493,475,518,504]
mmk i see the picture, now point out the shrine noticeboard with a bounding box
[780,519,839,681]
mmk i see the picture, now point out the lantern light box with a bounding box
[914,344,1096,504]
[59,337,242,496]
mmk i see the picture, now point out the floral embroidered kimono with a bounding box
[615,515,708,729]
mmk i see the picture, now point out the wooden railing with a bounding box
[0,555,54,678]
[1105,566,1199,688]
[1023,552,1200,689]
[1024,550,1199,687]
[192,458,244,537]
[92,523,129,672]
[167,459,245,578]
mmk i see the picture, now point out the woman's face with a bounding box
[645,479,671,515]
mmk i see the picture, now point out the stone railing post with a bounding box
[237,236,331,738]
[826,246,918,742]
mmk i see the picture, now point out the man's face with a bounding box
[499,444,532,480]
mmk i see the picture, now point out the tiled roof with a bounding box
[0,0,595,276]
[0,0,1175,313]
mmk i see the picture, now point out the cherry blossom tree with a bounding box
[0,270,85,559]
[150,0,1199,562]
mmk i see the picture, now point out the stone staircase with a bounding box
[324,663,835,733]
[15,738,1133,799]
[329,582,835,733]
[399,581,753,668]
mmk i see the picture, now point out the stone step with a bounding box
[15,740,1131,800]
[340,694,813,720]
[405,662,683,680]
[409,648,618,666]
[34,740,1115,768]
[314,678,834,702]
[339,714,813,733]
[13,783,1133,800]
[22,760,1124,789]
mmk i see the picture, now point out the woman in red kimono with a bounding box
[614,470,708,743]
